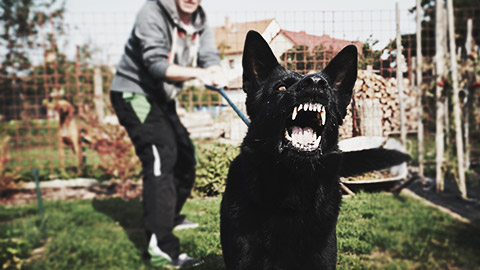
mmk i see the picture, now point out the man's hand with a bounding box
[196,65,228,88]
[165,64,228,88]
[206,65,228,87]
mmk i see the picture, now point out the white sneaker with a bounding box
[173,219,199,231]
[148,234,172,267]
[148,234,203,268]
[171,253,203,268]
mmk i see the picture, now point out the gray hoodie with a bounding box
[110,0,220,101]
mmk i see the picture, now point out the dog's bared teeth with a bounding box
[292,106,298,121]
[320,106,326,125]
[309,103,313,111]
[313,135,322,148]
[285,130,292,141]
[298,104,303,111]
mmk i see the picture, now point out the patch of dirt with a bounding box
[406,172,480,227]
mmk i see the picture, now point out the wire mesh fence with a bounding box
[0,6,479,178]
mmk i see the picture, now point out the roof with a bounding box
[213,18,277,55]
[280,30,363,54]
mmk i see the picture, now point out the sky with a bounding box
[65,0,417,14]
[60,0,418,65]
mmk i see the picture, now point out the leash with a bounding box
[205,84,250,126]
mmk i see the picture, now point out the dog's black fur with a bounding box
[220,31,410,270]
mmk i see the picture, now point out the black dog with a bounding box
[220,31,410,270]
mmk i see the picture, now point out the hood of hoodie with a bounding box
[157,0,207,32]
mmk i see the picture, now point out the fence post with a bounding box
[94,67,104,122]
[464,18,473,172]
[446,0,467,199]
[435,0,447,192]
[75,46,83,115]
[396,2,407,146]
[416,0,424,177]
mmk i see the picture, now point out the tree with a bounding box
[0,0,65,120]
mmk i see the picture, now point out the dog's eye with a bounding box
[278,85,287,91]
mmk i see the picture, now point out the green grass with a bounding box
[7,145,108,181]
[1,193,479,269]
[337,193,480,269]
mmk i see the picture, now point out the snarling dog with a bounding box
[220,31,410,270]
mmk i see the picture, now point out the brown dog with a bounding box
[53,99,83,169]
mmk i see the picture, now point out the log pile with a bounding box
[339,70,418,138]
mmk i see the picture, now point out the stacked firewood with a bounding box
[339,70,418,138]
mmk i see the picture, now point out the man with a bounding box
[110,0,226,267]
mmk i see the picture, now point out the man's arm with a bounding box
[165,64,227,87]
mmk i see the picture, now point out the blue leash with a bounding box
[205,84,250,126]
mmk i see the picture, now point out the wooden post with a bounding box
[93,67,104,122]
[396,2,407,146]
[446,0,467,199]
[435,0,447,192]
[464,18,473,171]
[416,0,424,177]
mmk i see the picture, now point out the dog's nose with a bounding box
[300,75,327,88]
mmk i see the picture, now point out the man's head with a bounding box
[176,0,201,16]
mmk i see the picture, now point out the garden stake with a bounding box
[205,84,250,126]
[33,169,45,221]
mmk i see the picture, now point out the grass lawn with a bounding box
[1,192,480,269]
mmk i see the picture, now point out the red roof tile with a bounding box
[213,18,277,55]
[281,30,363,54]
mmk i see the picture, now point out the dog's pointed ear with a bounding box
[322,45,357,119]
[242,30,280,94]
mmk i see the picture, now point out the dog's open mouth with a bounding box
[284,103,326,152]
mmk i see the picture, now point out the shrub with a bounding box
[193,142,239,197]
[82,114,142,199]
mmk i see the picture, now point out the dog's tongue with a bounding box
[291,126,315,144]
